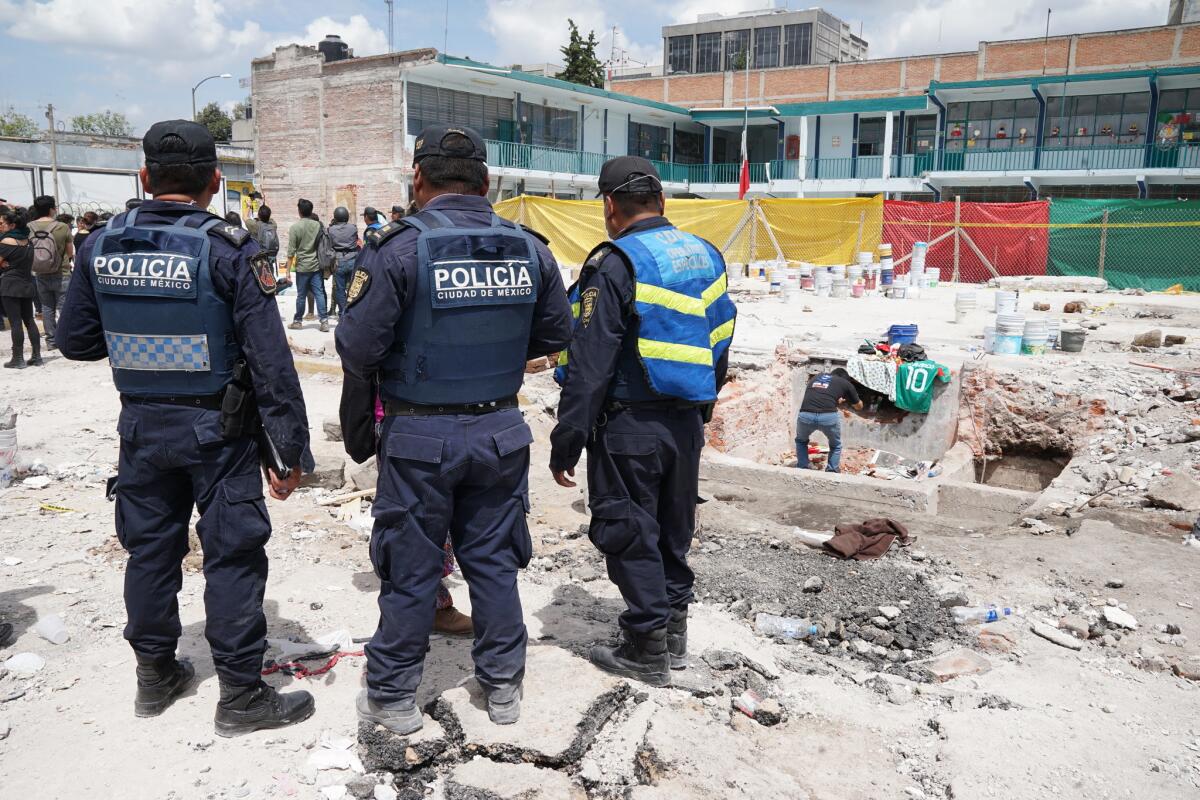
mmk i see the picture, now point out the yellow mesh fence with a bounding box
[494,195,883,267]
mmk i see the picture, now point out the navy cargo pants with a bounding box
[586,407,705,633]
[366,409,534,703]
[114,401,271,686]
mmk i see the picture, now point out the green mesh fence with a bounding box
[1048,199,1200,292]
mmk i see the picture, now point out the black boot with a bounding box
[3,356,24,369]
[134,654,196,717]
[590,628,671,687]
[667,606,688,670]
[214,680,315,737]
[27,341,43,367]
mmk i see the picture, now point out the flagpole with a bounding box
[740,43,751,200]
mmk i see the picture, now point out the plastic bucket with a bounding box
[983,326,996,353]
[851,281,865,298]
[800,276,815,290]
[993,334,1023,355]
[857,251,874,265]
[889,286,907,300]
[994,290,1018,314]
[1060,328,1086,352]
[887,324,919,345]
[831,279,850,298]
[881,268,894,286]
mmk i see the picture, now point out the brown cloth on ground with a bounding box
[824,518,913,560]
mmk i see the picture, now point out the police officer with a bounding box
[57,120,317,736]
[335,124,571,734]
[550,156,736,687]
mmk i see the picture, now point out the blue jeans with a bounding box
[795,411,843,472]
[332,253,357,315]
[293,271,328,323]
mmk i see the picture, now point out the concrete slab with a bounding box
[357,716,449,773]
[704,453,939,514]
[578,696,657,789]
[433,646,630,767]
[937,480,1036,518]
[445,758,585,800]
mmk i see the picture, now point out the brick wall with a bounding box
[609,22,1200,107]
[252,46,433,245]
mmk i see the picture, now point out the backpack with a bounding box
[256,222,279,255]
[316,224,336,272]
[30,224,62,276]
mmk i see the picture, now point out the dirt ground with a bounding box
[1,288,1199,800]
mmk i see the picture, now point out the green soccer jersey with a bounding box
[895,360,951,413]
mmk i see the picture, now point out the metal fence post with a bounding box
[952,195,962,283]
[1097,208,1109,281]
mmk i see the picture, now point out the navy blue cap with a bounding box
[596,156,663,197]
[413,124,487,164]
[143,119,217,166]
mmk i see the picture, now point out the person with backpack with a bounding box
[325,206,359,318]
[248,205,279,258]
[286,198,328,332]
[28,195,74,350]
[0,206,43,368]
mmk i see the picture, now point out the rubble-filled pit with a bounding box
[959,452,1071,491]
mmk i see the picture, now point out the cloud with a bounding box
[482,0,662,69]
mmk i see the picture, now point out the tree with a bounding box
[231,100,250,121]
[70,110,133,137]
[556,19,605,89]
[0,106,39,138]
[194,102,232,142]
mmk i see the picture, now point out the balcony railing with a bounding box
[484,139,1200,186]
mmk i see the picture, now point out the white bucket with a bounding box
[983,326,996,353]
[995,290,1018,314]
[1046,319,1061,349]
[831,279,850,299]
[856,251,874,265]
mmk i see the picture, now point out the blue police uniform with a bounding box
[335,193,571,708]
[550,216,735,649]
[57,199,314,690]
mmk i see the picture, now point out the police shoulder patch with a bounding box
[249,252,277,295]
[519,223,550,245]
[211,224,251,247]
[579,286,599,327]
[366,220,408,249]
[346,268,371,307]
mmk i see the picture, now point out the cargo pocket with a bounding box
[511,489,533,568]
[215,473,271,554]
[194,415,225,449]
[602,432,660,505]
[587,496,638,555]
[493,421,534,458]
[116,415,138,445]
[388,432,444,464]
[381,432,444,515]
[114,492,129,550]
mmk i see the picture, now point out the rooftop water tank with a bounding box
[318,34,349,63]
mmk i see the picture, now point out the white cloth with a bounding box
[846,355,897,401]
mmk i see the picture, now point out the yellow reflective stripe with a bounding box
[570,302,580,318]
[638,338,713,366]
[635,283,705,317]
[558,350,568,366]
[701,273,728,307]
[710,319,735,347]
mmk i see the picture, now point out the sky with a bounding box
[0,0,1169,136]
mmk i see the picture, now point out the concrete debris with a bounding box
[348,457,380,493]
[22,476,51,490]
[1102,606,1139,630]
[323,420,343,441]
[1146,473,1200,512]
[802,576,824,593]
[923,648,992,682]
[446,758,584,800]
[300,456,347,490]
[578,697,656,789]
[1132,329,1164,348]
[3,652,45,676]
[701,649,743,670]
[358,716,448,773]
[1030,621,1085,651]
[879,606,902,620]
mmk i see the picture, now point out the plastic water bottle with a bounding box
[755,613,820,640]
[952,606,1022,624]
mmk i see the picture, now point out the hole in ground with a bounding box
[968,451,1070,491]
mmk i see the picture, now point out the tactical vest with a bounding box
[379,209,540,405]
[556,225,736,404]
[91,208,240,397]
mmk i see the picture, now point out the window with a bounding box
[696,32,721,73]
[668,35,693,74]
[526,104,578,150]
[782,23,812,66]
[723,29,750,71]
[1152,88,1200,146]
[753,26,780,69]
[673,128,705,164]
[628,121,670,161]
[945,97,1040,151]
[1043,92,1150,147]
[857,118,884,156]
[407,83,514,141]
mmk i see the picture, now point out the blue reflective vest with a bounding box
[90,208,240,397]
[379,209,541,405]
[557,225,736,403]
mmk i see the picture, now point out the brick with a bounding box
[1075,28,1176,68]
[938,54,978,83]
[904,58,936,90]
[763,66,829,100]
[835,61,902,93]
[984,39,1069,76]
[609,78,666,102]
[1180,26,1200,59]
[666,74,724,104]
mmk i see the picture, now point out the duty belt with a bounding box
[124,392,224,410]
[605,399,705,413]
[384,396,519,417]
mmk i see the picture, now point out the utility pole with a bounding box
[1042,8,1052,76]
[45,104,60,202]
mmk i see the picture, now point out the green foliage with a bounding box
[232,100,249,121]
[556,19,605,89]
[195,102,232,142]
[70,110,133,137]
[0,106,39,138]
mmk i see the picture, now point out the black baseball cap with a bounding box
[390,204,405,214]
[363,206,379,219]
[597,156,663,197]
[413,124,487,164]
[143,120,217,166]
